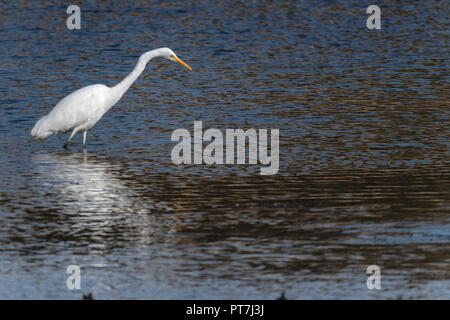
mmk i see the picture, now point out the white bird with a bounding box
[31,47,192,148]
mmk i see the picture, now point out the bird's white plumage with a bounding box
[31,47,191,147]
[31,84,109,138]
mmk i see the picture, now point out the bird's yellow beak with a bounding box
[175,56,192,71]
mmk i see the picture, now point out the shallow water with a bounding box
[0,1,449,299]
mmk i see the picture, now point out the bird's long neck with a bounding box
[109,50,160,105]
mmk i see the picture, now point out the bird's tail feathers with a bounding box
[31,116,53,139]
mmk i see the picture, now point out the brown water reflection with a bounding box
[16,152,450,297]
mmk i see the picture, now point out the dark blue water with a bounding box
[0,1,449,299]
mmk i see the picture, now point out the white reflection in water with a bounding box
[34,151,137,214]
[27,151,180,298]
[32,151,176,242]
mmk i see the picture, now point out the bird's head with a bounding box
[159,47,192,71]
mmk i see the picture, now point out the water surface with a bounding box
[0,0,449,299]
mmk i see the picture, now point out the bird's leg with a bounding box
[83,131,87,148]
[63,128,78,149]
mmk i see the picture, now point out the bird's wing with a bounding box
[45,84,109,132]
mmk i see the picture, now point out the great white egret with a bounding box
[31,47,192,148]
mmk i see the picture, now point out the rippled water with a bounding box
[0,1,449,299]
